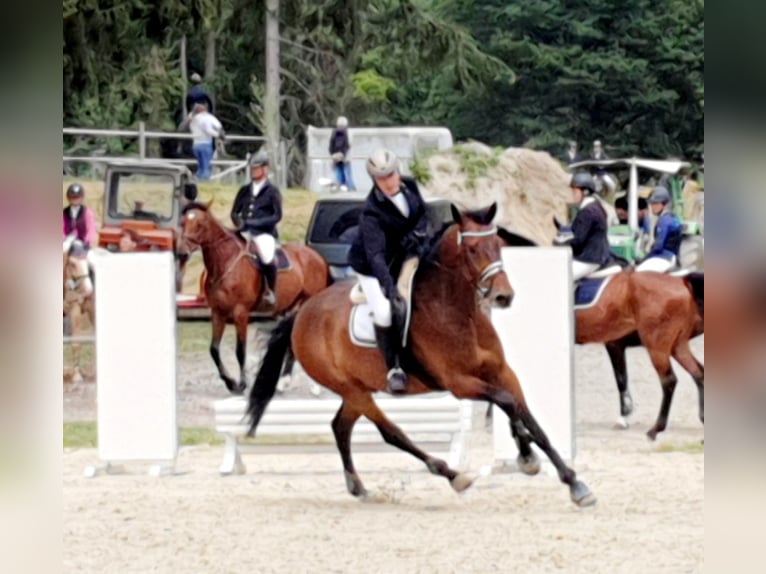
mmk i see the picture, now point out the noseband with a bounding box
[457,226,505,297]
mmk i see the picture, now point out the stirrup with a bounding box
[261,289,276,306]
[387,367,408,394]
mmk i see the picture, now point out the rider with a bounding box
[636,186,683,272]
[555,172,614,280]
[348,149,433,394]
[230,150,283,308]
[63,183,98,249]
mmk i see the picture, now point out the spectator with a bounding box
[590,139,610,160]
[562,140,583,165]
[182,103,224,181]
[614,195,651,233]
[186,72,214,115]
[329,116,356,191]
[62,183,98,248]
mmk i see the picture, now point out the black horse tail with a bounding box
[684,272,704,320]
[246,314,297,436]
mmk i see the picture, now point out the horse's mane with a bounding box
[182,201,211,215]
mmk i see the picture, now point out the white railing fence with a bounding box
[63,124,288,188]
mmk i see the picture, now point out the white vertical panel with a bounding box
[491,247,575,464]
[92,252,177,463]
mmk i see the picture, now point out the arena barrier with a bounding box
[489,247,575,474]
[213,393,473,475]
[84,252,178,477]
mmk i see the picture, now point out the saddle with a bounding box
[574,261,623,310]
[348,258,418,348]
[243,241,292,271]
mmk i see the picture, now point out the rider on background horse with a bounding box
[635,186,683,273]
[555,172,614,281]
[63,183,98,249]
[348,149,433,394]
[230,150,282,308]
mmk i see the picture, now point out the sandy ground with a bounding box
[63,336,704,574]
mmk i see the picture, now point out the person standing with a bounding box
[186,72,215,115]
[230,150,283,308]
[184,103,224,181]
[329,116,356,191]
[562,140,583,165]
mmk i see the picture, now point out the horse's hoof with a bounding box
[450,472,477,493]
[613,417,629,430]
[517,453,541,476]
[570,480,596,507]
[646,428,658,441]
[359,491,388,503]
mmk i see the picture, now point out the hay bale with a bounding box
[418,143,571,245]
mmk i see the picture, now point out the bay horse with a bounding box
[246,203,596,507]
[63,240,95,383]
[176,202,331,394]
[495,228,704,441]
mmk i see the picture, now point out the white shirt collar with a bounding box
[251,178,267,196]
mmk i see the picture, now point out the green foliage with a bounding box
[454,144,501,188]
[351,69,397,103]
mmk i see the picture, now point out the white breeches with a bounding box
[357,274,392,327]
[636,256,676,273]
[572,260,600,281]
[242,232,276,264]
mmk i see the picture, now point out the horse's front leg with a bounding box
[233,306,250,394]
[210,311,240,394]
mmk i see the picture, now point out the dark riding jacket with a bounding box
[348,176,431,298]
[569,198,613,266]
[329,128,350,164]
[230,179,282,238]
[648,211,683,259]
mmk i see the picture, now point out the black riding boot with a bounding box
[374,325,408,395]
[261,262,277,307]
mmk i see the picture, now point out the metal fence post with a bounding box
[139,121,146,160]
[279,140,287,190]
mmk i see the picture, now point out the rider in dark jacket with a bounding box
[230,150,283,307]
[555,172,613,280]
[348,149,432,394]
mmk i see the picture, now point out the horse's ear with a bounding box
[486,202,497,223]
[450,204,463,224]
[553,216,562,231]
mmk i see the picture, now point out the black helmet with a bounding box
[66,183,84,198]
[569,172,596,194]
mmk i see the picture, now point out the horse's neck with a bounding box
[201,225,242,279]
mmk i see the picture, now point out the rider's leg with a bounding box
[636,256,674,273]
[572,260,599,281]
[255,233,278,306]
[358,274,408,394]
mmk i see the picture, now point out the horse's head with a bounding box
[447,202,514,309]
[177,201,216,257]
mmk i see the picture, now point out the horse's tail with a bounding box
[684,272,704,320]
[246,314,296,436]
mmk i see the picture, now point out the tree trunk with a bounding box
[265,0,282,186]
[205,29,216,79]
[180,35,188,118]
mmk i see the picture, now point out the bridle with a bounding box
[457,226,505,297]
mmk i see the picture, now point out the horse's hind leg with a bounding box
[330,401,366,498]
[491,387,595,507]
[605,337,634,429]
[233,307,250,394]
[646,347,678,441]
[210,312,239,394]
[672,339,704,426]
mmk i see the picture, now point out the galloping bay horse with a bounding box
[495,228,704,441]
[176,202,331,394]
[246,203,596,507]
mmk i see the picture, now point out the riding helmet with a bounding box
[366,149,399,178]
[648,186,671,204]
[569,172,597,195]
[66,183,85,198]
[250,150,270,168]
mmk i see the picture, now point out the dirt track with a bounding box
[63,335,704,573]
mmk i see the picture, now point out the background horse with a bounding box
[63,241,95,383]
[246,203,596,507]
[177,202,331,394]
[495,228,704,440]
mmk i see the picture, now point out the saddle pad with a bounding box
[349,304,378,348]
[574,275,614,311]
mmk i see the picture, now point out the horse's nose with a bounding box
[494,291,514,308]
